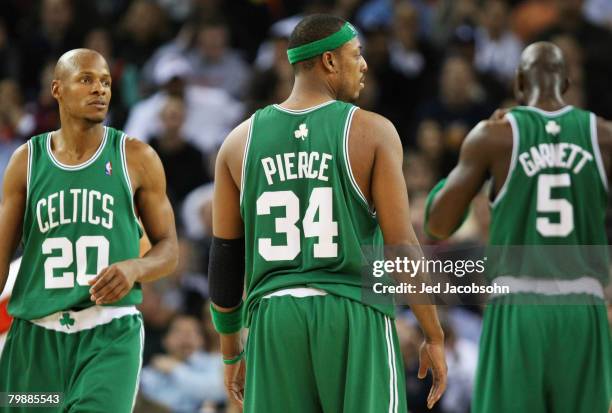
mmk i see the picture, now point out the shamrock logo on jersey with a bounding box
[294,123,308,140]
[60,312,75,329]
[545,120,561,135]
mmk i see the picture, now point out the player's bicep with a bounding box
[0,145,28,265]
[132,143,176,244]
[371,120,416,245]
[426,122,490,237]
[444,128,490,198]
[212,144,243,239]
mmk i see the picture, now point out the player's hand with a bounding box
[224,358,246,406]
[417,340,447,410]
[88,261,139,304]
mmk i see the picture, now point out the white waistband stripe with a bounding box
[30,305,140,333]
[490,276,604,298]
[262,287,328,298]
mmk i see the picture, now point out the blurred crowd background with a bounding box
[0,0,611,412]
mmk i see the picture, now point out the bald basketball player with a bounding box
[208,14,446,413]
[426,42,612,412]
[0,49,178,412]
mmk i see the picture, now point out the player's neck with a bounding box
[525,90,567,112]
[280,75,336,110]
[55,119,105,153]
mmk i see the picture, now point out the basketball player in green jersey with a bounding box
[426,42,612,412]
[0,49,178,412]
[208,15,446,413]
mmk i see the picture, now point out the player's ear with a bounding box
[51,79,61,100]
[321,51,337,74]
[561,76,570,95]
[513,70,526,105]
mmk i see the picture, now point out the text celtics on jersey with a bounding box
[36,188,114,233]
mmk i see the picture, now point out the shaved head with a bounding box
[54,48,108,80]
[518,42,567,77]
[52,48,112,124]
[515,42,569,106]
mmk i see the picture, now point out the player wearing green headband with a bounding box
[209,14,446,413]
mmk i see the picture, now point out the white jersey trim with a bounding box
[240,115,255,206]
[272,100,336,114]
[47,126,108,171]
[590,113,608,191]
[343,106,375,216]
[120,133,140,224]
[491,113,519,208]
[489,276,604,298]
[26,140,32,201]
[520,105,574,117]
[30,305,140,333]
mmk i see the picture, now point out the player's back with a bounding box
[241,100,390,321]
[489,105,608,285]
[9,127,142,320]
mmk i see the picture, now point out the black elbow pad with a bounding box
[208,236,245,308]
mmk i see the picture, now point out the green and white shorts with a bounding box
[0,305,144,413]
[244,287,407,413]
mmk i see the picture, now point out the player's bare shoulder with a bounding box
[217,117,251,185]
[350,108,400,149]
[464,117,513,154]
[4,143,30,193]
[123,136,164,190]
[595,116,612,154]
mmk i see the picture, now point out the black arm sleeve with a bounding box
[208,236,245,308]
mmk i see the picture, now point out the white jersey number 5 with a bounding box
[536,173,574,237]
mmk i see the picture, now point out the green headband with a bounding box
[287,22,358,64]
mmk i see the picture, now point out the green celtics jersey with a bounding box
[489,106,608,283]
[9,127,142,320]
[240,100,391,324]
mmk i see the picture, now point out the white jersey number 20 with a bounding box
[43,235,109,289]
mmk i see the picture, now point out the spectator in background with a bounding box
[0,79,35,141]
[187,19,250,98]
[0,79,33,188]
[474,0,522,84]
[247,29,293,113]
[26,61,59,136]
[583,0,612,29]
[551,34,585,108]
[150,95,210,207]
[416,119,445,179]
[139,237,208,363]
[417,55,491,173]
[439,316,478,413]
[114,0,170,70]
[140,315,226,413]
[19,0,81,98]
[124,56,244,155]
[539,0,612,118]
[376,1,440,145]
[0,19,19,81]
[432,0,478,48]
[84,27,140,127]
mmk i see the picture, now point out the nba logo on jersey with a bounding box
[105,161,112,176]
